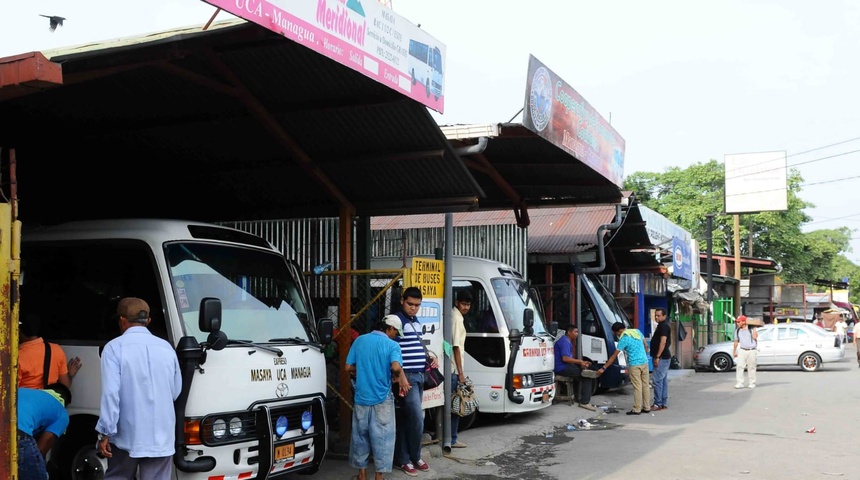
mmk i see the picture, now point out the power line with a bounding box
[725,148,860,181]
[724,135,860,176]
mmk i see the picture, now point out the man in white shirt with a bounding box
[834,318,848,345]
[449,290,472,449]
[96,298,182,480]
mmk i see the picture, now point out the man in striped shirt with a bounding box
[394,287,436,476]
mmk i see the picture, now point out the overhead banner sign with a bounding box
[724,151,788,214]
[672,236,692,280]
[203,0,446,112]
[522,55,625,187]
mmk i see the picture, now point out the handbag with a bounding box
[423,351,444,390]
[451,381,479,417]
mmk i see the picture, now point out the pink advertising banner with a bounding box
[204,0,446,113]
[521,55,624,187]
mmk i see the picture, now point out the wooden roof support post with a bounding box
[337,206,354,444]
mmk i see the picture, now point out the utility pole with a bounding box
[706,214,714,344]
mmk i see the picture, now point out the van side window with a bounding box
[457,280,504,367]
[21,240,167,343]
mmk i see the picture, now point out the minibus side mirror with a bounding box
[522,309,534,336]
[548,321,559,337]
[199,297,222,333]
[318,318,334,345]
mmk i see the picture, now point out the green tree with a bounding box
[623,160,855,285]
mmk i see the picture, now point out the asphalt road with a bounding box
[289,345,860,480]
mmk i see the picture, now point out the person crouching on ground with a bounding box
[600,322,650,415]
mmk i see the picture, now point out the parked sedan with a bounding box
[694,323,845,372]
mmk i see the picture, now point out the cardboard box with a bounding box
[746,317,764,326]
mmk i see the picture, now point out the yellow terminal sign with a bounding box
[411,258,444,297]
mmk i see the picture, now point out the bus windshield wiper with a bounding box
[226,339,284,357]
[269,337,323,351]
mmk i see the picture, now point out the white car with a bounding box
[694,322,845,372]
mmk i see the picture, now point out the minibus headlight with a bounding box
[212,418,227,439]
[229,417,243,436]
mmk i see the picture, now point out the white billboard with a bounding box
[724,151,788,214]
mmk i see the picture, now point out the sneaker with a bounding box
[748,384,756,389]
[415,459,430,471]
[451,442,467,448]
[650,404,664,411]
[397,463,418,477]
[734,384,744,389]
[626,410,641,415]
[578,402,597,411]
[581,369,599,379]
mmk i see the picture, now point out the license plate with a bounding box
[274,443,294,461]
[542,392,550,403]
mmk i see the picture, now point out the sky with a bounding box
[3,0,860,262]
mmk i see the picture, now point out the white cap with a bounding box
[383,314,404,336]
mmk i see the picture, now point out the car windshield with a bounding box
[490,277,548,334]
[165,242,313,344]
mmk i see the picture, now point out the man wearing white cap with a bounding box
[346,315,410,480]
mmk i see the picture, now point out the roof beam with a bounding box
[201,49,355,214]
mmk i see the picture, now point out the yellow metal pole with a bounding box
[0,202,16,479]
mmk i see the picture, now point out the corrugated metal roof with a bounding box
[0,20,482,224]
[0,21,626,227]
[527,206,616,253]
[371,205,616,254]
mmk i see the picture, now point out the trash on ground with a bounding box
[806,427,816,434]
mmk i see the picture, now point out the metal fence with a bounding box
[304,268,405,429]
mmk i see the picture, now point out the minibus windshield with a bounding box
[166,242,313,344]
[491,277,548,334]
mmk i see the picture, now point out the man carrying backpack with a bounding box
[732,315,758,389]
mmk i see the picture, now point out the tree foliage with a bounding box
[624,160,856,288]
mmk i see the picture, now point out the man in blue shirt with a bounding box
[393,287,436,477]
[600,322,650,415]
[553,324,599,411]
[95,297,182,480]
[346,315,409,480]
[18,385,71,480]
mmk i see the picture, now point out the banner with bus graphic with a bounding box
[204,0,446,112]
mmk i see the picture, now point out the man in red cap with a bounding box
[732,315,759,389]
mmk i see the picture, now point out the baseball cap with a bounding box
[383,314,404,336]
[736,315,747,323]
[117,297,150,322]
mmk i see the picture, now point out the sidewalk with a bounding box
[300,370,697,479]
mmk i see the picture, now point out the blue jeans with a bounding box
[395,371,424,465]
[350,393,396,473]
[450,373,460,445]
[18,430,48,480]
[652,357,670,407]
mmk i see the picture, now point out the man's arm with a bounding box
[733,336,739,357]
[453,346,465,383]
[599,350,620,374]
[35,431,58,457]
[346,364,357,375]
[391,362,409,396]
[654,336,667,364]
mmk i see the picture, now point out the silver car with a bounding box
[694,323,845,372]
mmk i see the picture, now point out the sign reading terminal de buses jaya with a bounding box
[522,55,625,187]
[204,0,446,112]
